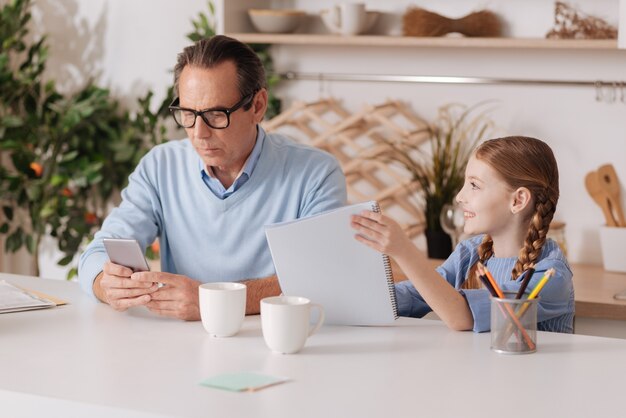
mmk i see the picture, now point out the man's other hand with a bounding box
[132,272,202,321]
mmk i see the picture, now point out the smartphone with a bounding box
[103,238,150,272]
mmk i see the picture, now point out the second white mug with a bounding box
[261,296,324,354]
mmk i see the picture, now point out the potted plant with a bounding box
[0,0,169,277]
[373,102,495,258]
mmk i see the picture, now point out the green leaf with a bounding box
[25,184,42,200]
[5,229,23,253]
[73,176,87,188]
[2,206,13,221]
[0,52,8,70]
[59,150,78,162]
[1,115,23,127]
[0,223,9,234]
[25,234,36,253]
[39,201,56,218]
[86,161,104,172]
[187,33,201,42]
[57,254,74,266]
[50,174,65,186]
[67,267,78,280]
[113,146,135,163]
[86,172,103,184]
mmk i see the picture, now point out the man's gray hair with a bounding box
[173,35,266,109]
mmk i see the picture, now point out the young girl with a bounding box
[351,136,574,333]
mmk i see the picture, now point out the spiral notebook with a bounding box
[265,201,398,325]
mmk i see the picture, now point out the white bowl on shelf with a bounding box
[248,9,306,34]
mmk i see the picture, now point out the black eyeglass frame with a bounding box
[168,91,257,129]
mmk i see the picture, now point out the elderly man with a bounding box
[78,35,346,319]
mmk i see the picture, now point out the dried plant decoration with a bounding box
[403,7,502,37]
[370,102,495,235]
[546,2,617,39]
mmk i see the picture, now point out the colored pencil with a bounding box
[526,268,555,301]
[476,269,496,296]
[477,262,504,298]
[513,268,555,321]
[515,266,536,300]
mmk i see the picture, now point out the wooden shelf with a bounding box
[226,33,620,50]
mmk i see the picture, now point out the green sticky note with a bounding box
[200,372,289,392]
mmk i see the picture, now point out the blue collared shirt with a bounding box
[200,128,265,199]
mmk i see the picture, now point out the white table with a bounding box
[1,274,625,418]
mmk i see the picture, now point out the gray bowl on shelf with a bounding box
[248,9,306,34]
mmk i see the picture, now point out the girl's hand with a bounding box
[350,210,413,259]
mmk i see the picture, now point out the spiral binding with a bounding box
[371,201,399,319]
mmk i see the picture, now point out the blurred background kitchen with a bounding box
[1,0,624,291]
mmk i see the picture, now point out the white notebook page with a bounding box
[265,201,397,325]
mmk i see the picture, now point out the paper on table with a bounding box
[199,372,289,392]
[0,280,58,314]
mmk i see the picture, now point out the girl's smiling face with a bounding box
[455,155,518,238]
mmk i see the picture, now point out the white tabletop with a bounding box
[1,274,625,418]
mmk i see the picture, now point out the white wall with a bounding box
[30,0,211,103]
[26,0,626,277]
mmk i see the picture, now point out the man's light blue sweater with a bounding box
[78,128,347,297]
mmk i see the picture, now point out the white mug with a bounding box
[199,282,246,337]
[339,2,367,34]
[261,296,325,354]
[325,2,367,35]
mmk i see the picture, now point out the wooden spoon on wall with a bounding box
[597,164,626,227]
[585,171,618,227]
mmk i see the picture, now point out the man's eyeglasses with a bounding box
[168,91,256,129]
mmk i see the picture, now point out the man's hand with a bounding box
[131,272,202,321]
[93,262,159,311]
